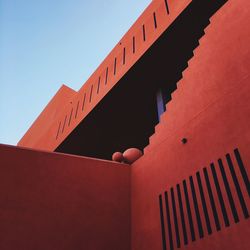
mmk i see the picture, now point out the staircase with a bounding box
[144,0,231,154]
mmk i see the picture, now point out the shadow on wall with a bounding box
[55,0,228,160]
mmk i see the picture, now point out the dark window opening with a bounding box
[156,88,169,121]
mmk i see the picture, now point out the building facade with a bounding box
[1,0,250,249]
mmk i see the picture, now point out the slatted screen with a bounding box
[159,148,250,250]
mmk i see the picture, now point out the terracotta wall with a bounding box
[0,144,130,250]
[131,0,250,249]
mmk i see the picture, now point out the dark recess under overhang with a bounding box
[55,0,227,160]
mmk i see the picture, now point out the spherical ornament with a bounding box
[123,148,143,164]
[112,152,124,162]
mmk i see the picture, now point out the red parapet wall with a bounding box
[131,0,250,249]
[0,144,130,250]
[18,0,192,151]
[18,85,76,148]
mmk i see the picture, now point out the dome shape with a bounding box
[123,148,143,164]
[112,152,124,162]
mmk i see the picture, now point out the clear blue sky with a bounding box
[0,0,151,145]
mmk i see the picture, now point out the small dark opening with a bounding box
[133,36,135,54]
[56,122,61,139]
[97,77,101,94]
[142,24,146,41]
[153,12,157,29]
[75,101,79,119]
[105,67,109,84]
[82,93,86,111]
[164,0,170,15]
[176,184,188,245]
[68,108,73,126]
[114,58,117,75]
[164,191,174,250]
[62,115,67,133]
[123,47,126,65]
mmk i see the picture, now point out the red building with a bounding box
[1,0,250,249]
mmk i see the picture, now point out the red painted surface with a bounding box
[0,144,130,250]
[131,0,250,249]
[18,85,76,148]
[2,0,250,249]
